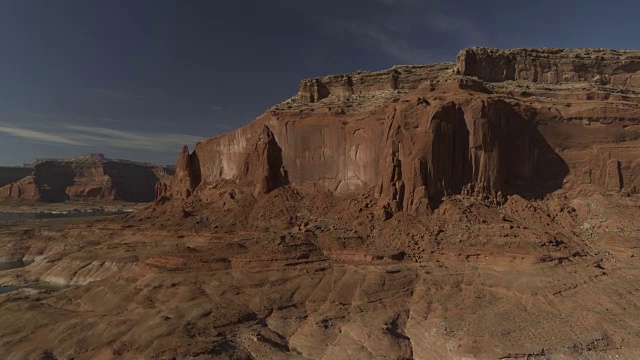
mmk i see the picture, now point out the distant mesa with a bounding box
[0,154,173,203]
[24,153,107,168]
[156,47,640,217]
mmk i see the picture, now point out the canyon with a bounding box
[1,47,640,359]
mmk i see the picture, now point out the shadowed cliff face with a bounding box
[103,162,161,202]
[165,47,640,215]
[34,162,76,203]
[377,91,571,213]
[250,126,289,194]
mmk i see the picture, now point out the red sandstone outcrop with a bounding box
[163,47,640,215]
[0,156,172,203]
[457,47,640,87]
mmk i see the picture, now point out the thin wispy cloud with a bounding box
[16,112,59,119]
[425,14,486,44]
[84,88,150,101]
[0,122,204,152]
[335,21,431,64]
[17,111,118,123]
[0,123,85,146]
[314,0,485,64]
[66,124,204,152]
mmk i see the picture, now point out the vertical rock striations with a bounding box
[166,146,201,200]
[165,47,640,215]
[456,47,640,87]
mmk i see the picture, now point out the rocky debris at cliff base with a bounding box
[0,187,638,358]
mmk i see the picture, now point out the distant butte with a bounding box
[0,154,172,203]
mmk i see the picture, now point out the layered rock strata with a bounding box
[162,48,640,214]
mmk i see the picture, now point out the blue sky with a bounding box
[0,0,637,165]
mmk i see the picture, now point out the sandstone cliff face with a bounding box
[457,47,640,87]
[165,47,640,215]
[0,158,172,203]
[297,63,453,103]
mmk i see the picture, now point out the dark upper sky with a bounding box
[0,0,637,165]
